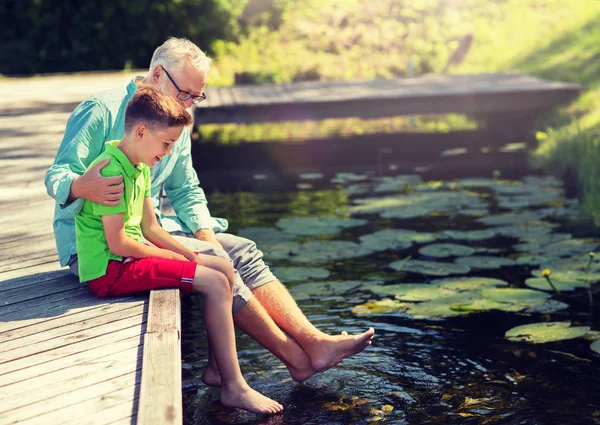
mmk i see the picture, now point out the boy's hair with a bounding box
[149,37,211,77]
[124,84,192,133]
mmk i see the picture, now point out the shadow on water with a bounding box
[182,132,600,425]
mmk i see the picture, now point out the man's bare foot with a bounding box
[308,328,375,373]
[220,386,284,414]
[202,365,221,387]
[286,353,319,382]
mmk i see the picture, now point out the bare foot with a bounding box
[286,352,319,382]
[308,328,375,373]
[220,386,284,415]
[202,365,221,387]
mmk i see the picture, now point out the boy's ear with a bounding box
[135,124,147,141]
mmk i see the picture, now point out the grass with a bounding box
[201,0,600,224]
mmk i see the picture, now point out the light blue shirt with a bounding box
[45,77,228,267]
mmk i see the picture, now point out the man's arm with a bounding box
[44,100,123,212]
[163,127,223,248]
[140,197,203,263]
[102,212,187,261]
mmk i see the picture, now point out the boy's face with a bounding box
[137,124,183,166]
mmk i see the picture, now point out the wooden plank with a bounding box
[0,299,144,351]
[0,374,140,424]
[194,73,581,124]
[0,295,138,335]
[138,331,182,425]
[0,260,61,283]
[138,289,182,424]
[0,288,99,322]
[62,403,138,425]
[0,276,84,306]
[146,289,181,333]
[0,322,145,379]
[0,335,141,389]
[0,347,142,413]
[0,304,146,362]
[0,250,60,274]
[0,268,71,293]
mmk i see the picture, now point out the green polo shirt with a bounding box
[75,141,151,282]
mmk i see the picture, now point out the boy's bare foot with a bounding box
[220,386,284,414]
[308,328,375,373]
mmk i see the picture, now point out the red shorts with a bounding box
[87,256,197,298]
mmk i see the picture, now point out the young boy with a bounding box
[75,85,283,415]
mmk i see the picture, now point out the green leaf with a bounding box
[591,340,600,354]
[505,322,590,344]
[419,243,476,258]
[481,288,551,304]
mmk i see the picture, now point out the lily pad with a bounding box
[352,298,405,315]
[270,267,331,283]
[450,299,521,312]
[480,288,551,304]
[392,284,457,302]
[477,212,544,226]
[331,172,369,184]
[264,240,373,264]
[505,322,590,344]
[437,229,496,241]
[298,172,324,180]
[591,340,600,354]
[419,243,476,258]
[524,277,588,292]
[237,227,297,244]
[276,216,367,236]
[359,229,435,252]
[362,282,424,296]
[432,277,509,291]
[523,300,569,314]
[389,259,471,276]
[454,256,516,269]
[289,280,364,301]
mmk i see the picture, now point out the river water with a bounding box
[181,157,600,425]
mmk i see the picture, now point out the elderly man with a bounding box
[45,37,374,384]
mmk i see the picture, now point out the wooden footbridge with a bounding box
[0,71,580,424]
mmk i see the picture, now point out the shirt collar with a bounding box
[104,141,141,178]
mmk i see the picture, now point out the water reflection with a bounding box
[182,171,600,425]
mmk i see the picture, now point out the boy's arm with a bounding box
[140,197,203,263]
[102,212,187,261]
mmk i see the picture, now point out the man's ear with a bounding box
[135,124,147,141]
[151,66,162,83]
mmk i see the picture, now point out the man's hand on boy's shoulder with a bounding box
[195,228,224,249]
[70,158,124,205]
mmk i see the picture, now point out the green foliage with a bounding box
[0,0,247,75]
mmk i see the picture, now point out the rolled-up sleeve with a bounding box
[44,100,108,216]
[163,130,213,234]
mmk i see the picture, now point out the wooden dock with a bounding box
[0,71,581,424]
[196,72,580,124]
[0,72,182,425]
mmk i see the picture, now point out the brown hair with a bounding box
[124,84,192,133]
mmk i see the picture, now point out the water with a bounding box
[181,165,600,425]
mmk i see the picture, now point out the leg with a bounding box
[197,254,318,384]
[191,264,283,414]
[253,281,374,372]
[217,233,375,372]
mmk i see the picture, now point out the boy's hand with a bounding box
[195,229,223,249]
[191,255,204,267]
[71,158,124,205]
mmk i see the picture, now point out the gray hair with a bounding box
[149,37,212,76]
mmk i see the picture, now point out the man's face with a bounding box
[156,61,207,109]
[138,125,183,167]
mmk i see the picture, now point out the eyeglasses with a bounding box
[160,65,207,104]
